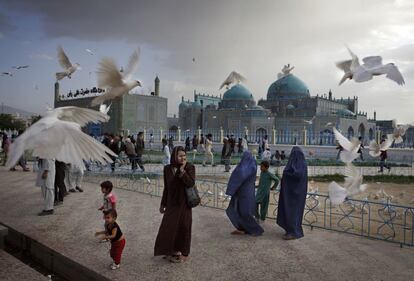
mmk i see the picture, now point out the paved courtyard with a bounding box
[0,168,413,281]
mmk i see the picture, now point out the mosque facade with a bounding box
[177,67,377,145]
[54,76,168,136]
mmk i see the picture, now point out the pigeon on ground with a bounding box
[336,46,405,86]
[219,71,247,90]
[6,106,113,171]
[91,49,141,106]
[333,127,360,163]
[56,46,80,80]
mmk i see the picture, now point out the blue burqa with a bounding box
[277,146,308,238]
[225,151,264,236]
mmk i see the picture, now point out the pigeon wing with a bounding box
[385,64,405,85]
[329,181,348,205]
[96,58,124,88]
[57,46,73,69]
[54,106,110,126]
[123,49,140,81]
[362,56,382,68]
[336,60,352,72]
[333,127,352,151]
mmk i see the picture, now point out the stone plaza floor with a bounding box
[0,167,413,281]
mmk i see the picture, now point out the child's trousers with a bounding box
[255,194,270,221]
[110,239,126,265]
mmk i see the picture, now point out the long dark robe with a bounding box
[225,151,264,236]
[277,146,308,238]
[154,162,195,256]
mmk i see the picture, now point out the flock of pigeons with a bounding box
[5,45,144,170]
[328,123,410,205]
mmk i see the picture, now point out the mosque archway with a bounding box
[347,126,354,139]
[369,128,374,140]
[256,128,267,141]
[358,123,365,139]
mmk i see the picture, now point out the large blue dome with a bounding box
[223,84,254,101]
[267,74,310,100]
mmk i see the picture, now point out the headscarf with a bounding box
[235,151,257,177]
[170,146,186,166]
[283,146,307,178]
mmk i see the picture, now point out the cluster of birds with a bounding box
[5,45,145,170]
[328,122,410,205]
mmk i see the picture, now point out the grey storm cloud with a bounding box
[3,0,414,121]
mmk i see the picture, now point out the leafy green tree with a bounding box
[0,114,27,131]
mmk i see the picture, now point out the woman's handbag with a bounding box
[185,185,201,208]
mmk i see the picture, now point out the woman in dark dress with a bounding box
[276,146,308,240]
[154,146,195,263]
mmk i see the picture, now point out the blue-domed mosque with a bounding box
[178,66,377,144]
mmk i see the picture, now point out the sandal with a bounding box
[231,230,245,235]
[169,255,188,263]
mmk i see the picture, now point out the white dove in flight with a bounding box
[2,71,13,77]
[391,120,410,144]
[304,116,316,125]
[333,127,361,163]
[329,163,367,205]
[56,46,80,81]
[368,134,393,157]
[219,71,247,90]
[336,46,405,86]
[99,103,112,115]
[91,49,142,106]
[6,106,114,171]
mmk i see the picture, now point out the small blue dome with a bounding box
[267,74,310,100]
[191,100,202,109]
[223,84,254,101]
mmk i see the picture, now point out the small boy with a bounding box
[255,161,279,222]
[98,181,116,212]
[95,209,126,270]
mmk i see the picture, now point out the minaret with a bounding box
[154,76,160,96]
[54,82,60,108]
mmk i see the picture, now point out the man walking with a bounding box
[36,158,55,216]
[135,132,145,172]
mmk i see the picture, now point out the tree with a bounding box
[0,114,27,131]
[30,115,42,125]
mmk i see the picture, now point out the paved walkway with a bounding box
[0,168,413,281]
[0,250,48,281]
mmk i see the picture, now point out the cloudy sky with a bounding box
[0,0,413,122]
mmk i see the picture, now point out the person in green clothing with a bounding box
[255,161,280,222]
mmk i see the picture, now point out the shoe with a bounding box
[38,210,54,216]
[69,189,76,193]
[54,201,63,206]
[282,234,297,240]
[111,264,120,270]
[23,168,30,172]
[64,192,70,196]
[9,168,16,171]
[76,186,84,192]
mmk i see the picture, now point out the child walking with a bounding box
[255,161,279,222]
[95,209,126,270]
[98,181,116,212]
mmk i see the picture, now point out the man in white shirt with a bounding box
[36,158,56,216]
[202,134,215,167]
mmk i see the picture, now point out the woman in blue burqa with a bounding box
[225,151,264,236]
[277,146,308,240]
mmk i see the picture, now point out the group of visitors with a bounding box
[1,131,30,171]
[151,146,308,265]
[101,132,146,172]
[36,158,84,216]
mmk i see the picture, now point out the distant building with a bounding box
[54,76,168,136]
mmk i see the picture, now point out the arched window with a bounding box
[347,126,354,139]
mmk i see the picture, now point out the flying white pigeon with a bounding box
[391,120,410,144]
[56,46,80,80]
[99,103,112,115]
[333,127,361,163]
[328,163,367,205]
[13,65,29,70]
[304,116,316,125]
[219,71,247,90]
[85,49,95,55]
[368,134,393,157]
[336,46,405,86]
[91,49,142,106]
[6,106,113,171]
